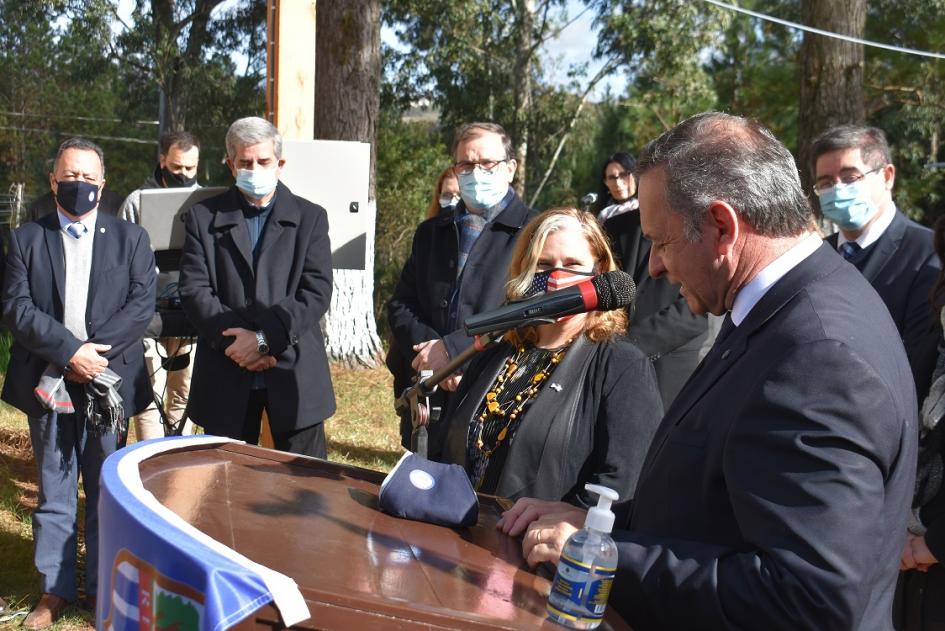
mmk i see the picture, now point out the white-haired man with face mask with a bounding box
[179,116,335,456]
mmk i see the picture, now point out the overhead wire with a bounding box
[701,0,945,60]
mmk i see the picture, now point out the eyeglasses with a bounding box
[813,166,884,195]
[604,171,632,183]
[453,159,507,175]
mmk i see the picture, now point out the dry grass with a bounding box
[0,366,403,630]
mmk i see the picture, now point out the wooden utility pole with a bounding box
[266,0,317,137]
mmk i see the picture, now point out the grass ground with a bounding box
[0,365,402,630]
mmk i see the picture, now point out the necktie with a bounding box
[66,222,87,239]
[839,241,861,261]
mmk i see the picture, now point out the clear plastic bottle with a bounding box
[546,484,619,629]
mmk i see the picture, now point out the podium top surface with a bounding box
[138,443,631,630]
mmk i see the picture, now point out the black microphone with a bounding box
[464,270,636,336]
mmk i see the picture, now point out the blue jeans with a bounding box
[28,408,126,600]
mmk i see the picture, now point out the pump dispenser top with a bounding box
[583,484,618,534]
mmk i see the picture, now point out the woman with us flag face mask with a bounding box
[436,207,663,508]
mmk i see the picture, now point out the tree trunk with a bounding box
[314,0,384,367]
[797,0,866,193]
[511,0,535,198]
[152,0,222,135]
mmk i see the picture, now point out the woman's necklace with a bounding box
[474,342,569,458]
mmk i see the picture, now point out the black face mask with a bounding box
[55,180,99,216]
[161,166,197,188]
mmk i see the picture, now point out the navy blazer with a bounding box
[1,211,156,418]
[179,183,336,434]
[826,210,940,401]
[612,244,917,630]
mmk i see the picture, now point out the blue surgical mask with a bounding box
[817,180,877,230]
[458,169,508,209]
[235,167,278,198]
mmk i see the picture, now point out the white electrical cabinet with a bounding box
[280,139,370,270]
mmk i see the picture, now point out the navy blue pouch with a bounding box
[379,452,479,527]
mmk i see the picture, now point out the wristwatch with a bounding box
[255,330,270,355]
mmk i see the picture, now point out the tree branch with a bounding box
[529,57,619,207]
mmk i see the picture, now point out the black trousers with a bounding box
[234,389,327,458]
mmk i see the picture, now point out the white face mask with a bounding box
[235,167,278,198]
[439,193,460,208]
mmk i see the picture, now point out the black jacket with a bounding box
[2,211,155,418]
[179,183,335,433]
[826,210,940,402]
[387,193,538,361]
[614,244,917,630]
[442,335,663,506]
[604,210,708,407]
[386,193,538,448]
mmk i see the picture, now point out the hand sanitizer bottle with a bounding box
[546,484,619,629]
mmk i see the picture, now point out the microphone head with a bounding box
[592,271,636,311]
[580,192,598,205]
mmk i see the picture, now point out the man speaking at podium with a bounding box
[179,117,335,457]
[504,113,918,630]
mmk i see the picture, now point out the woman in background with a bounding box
[439,207,662,507]
[425,166,461,219]
[594,151,638,222]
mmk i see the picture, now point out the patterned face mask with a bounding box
[529,267,595,296]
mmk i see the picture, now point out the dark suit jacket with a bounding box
[604,210,708,407]
[1,212,155,418]
[612,244,917,630]
[386,193,538,451]
[179,183,336,434]
[387,193,539,361]
[826,210,940,402]
[442,336,662,506]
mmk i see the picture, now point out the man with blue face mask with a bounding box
[812,125,940,403]
[387,122,539,455]
[179,117,335,457]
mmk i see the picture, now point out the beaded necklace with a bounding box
[473,342,569,459]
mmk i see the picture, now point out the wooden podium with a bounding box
[138,443,632,630]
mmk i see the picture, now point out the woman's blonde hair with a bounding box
[426,166,459,219]
[503,207,627,345]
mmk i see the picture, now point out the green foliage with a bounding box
[0,1,264,205]
[864,0,945,225]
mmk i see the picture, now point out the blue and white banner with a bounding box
[97,436,310,631]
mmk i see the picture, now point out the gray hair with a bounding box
[636,112,811,241]
[225,116,283,159]
[452,122,514,161]
[810,125,892,175]
[54,137,105,177]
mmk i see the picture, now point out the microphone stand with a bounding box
[394,329,509,458]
